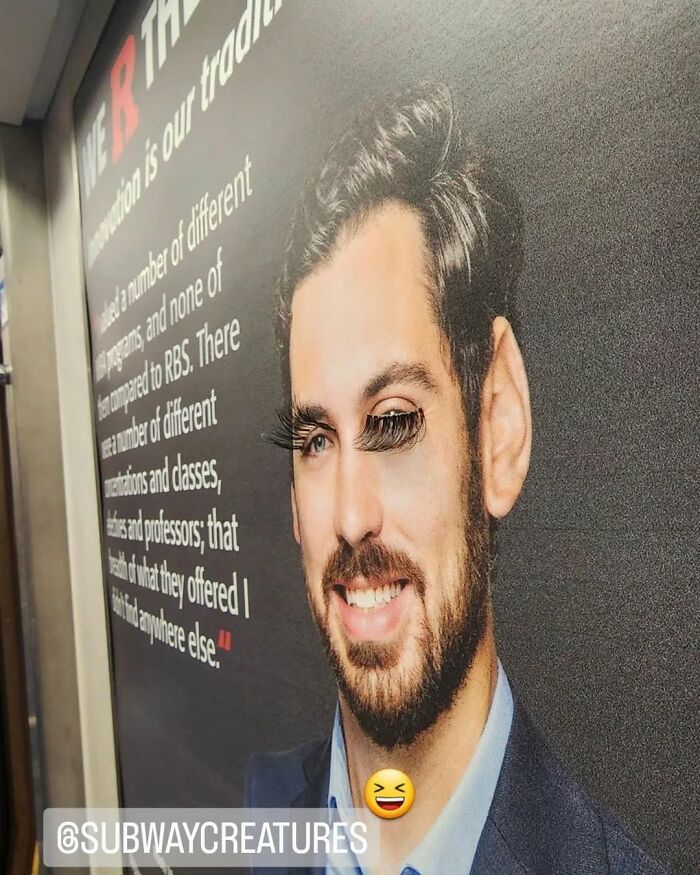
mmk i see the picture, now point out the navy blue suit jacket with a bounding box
[244,698,670,874]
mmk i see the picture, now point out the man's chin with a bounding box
[335,666,435,751]
[344,639,402,670]
[313,596,482,750]
[325,641,431,748]
[319,599,486,750]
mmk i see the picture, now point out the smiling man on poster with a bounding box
[245,84,668,875]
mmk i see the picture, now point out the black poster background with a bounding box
[74,2,697,873]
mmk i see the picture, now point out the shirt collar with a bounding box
[327,660,514,875]
[328,695,354,813]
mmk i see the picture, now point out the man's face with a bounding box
[288,202,489,749]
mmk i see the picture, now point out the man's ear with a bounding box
[291,481,301,545]
[480,316,532,518]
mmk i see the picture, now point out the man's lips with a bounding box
[331,578,414,640]
[333,577,409,609]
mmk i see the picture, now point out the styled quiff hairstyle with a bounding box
[275,82,524,463]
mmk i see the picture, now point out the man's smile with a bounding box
[331,577,416,641]
[334,577,409,609]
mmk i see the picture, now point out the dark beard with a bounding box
[308,477,491,751]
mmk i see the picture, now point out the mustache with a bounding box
[322,539,426,599]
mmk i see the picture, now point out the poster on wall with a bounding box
[74,1,697,872]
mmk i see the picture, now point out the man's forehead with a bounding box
[288,202,445,402]
[293,201,432,309]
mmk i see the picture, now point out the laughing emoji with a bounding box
[364,768,415,819]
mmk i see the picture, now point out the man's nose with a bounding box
[333,447,382,549]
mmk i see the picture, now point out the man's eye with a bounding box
[302,432,330,457]
[354,408,426,453]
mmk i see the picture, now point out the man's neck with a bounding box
[339,632,499,873]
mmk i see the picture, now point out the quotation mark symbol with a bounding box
[217,629,231,651]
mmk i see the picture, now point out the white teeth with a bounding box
[345,582,404,609]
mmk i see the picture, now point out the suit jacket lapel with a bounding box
[471,697,607,875]
[291,733,332,809]
[470,698,543,874]
[287,736,332,875]
[470,816,527,875]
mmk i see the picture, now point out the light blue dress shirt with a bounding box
[326,660,514,875]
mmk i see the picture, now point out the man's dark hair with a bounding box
[275,82,524,458]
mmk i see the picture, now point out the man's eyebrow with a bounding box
[361,363,439,401]
[266,402,335,450]
[289,403,335,430]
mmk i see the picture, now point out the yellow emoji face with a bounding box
[364,769,415,819]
